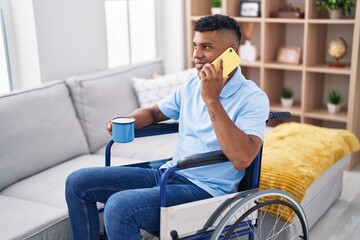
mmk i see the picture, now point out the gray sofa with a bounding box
[0,59,181,240]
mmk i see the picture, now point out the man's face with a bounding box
[192,31,230,74]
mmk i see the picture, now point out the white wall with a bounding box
[10,0,108,85]
[157,0,186,73]
[33,0,108,81]
[10,0,41,88]
[9,0,185,88]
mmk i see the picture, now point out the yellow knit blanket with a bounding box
[260,122,360,203]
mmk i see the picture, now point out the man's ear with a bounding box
[231,46,239,54]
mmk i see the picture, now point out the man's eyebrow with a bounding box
[193,42,214,46]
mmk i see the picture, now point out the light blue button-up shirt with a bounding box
[158,67,269,197]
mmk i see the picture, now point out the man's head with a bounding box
[192,14,241,73]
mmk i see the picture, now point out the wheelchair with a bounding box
[104,112,308,240]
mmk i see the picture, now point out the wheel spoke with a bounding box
[210,190,308,240]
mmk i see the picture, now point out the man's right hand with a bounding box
[106,105,167,136]
[106,116,119,136]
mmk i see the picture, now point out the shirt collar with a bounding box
[220,67,245,99]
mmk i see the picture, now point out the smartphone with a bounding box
[211,47,241,78]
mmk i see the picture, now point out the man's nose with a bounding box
[193,47,203,58]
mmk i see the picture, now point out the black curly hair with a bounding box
[194,14,241,45]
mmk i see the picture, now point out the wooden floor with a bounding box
[309,163,360,239]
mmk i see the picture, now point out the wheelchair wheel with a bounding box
[210,189,308,240]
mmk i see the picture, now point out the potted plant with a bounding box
[327,90,342,114]
[315,0,354,19]
[211,0,222,15]
[281,87,294,108]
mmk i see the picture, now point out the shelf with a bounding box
[265,18,305,24]
[308,19,356,24]
[186,0,360,169]
[306,65,351,75]
[304,109,348,123]
[270,103,302,116]
[240,61,261,68]
[232,17,262,22]
[190,16,207,21]
[265,63,303,71]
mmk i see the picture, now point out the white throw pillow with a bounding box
[132,68,197,108]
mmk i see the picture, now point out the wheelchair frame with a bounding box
[104,112,308,239]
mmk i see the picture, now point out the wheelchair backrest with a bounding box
[237,111,289,191]
[237,145,263,191]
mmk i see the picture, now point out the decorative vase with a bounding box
[211,7,221,15]
[327,102,341,114]
[281,98,294,108]
[239,40,256,62]
[329,9,342,19]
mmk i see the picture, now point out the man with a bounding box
[65,14,269,239]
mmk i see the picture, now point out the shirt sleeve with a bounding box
[157,85,183,120]
[235,90,270,142]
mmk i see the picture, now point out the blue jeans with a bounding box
[65,163,212,240]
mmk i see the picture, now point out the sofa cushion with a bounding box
[66,59,164,153]
[132,68,196,108]
[0,81,89,191]
[0,154,147,239]
[1,154,149,209]
[95,133,179,161]
[0,195,69,240]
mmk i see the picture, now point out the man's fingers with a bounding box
[106,116,120,135]
[218,58,224,77]
[106,121,112,135]
[199,68,207,79]
[202,63,217,77]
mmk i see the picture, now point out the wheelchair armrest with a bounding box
[135,121,179,138]
[105,122,178,166]
[268,111,291,120]
[176,150,228,169]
